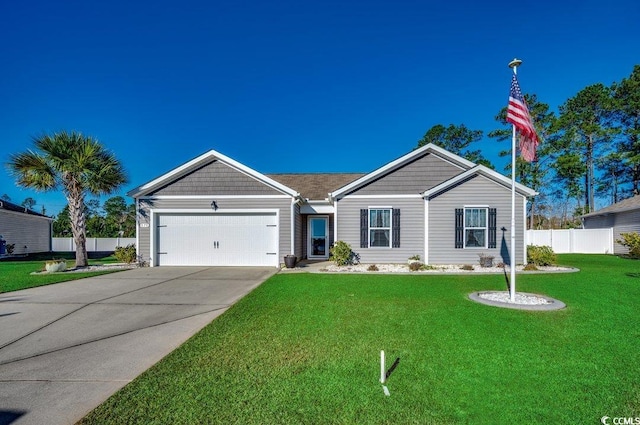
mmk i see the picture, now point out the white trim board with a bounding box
[138,195,292,200]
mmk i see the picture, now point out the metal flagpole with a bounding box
[508,58,522,302]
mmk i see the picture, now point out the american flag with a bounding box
[506,74,539,162]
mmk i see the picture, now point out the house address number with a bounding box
[140,223,150,228]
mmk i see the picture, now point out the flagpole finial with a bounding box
[508,58,522,69]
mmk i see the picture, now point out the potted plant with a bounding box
[284,254,297,269]
[478,253,494,268]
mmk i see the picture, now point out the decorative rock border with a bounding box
[468,291,566,311]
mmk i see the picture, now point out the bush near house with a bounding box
[527,245,557,266]
[616,232,640,259]
[329,241,360,266]
[114,244,137,264]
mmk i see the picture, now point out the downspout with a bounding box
[135,198,140,262]
[290,199,295,257]
[424,196,429,264]
[291,194,303,257]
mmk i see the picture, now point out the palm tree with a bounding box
[7,131,128,267]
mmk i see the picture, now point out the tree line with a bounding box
[418,64,639,229]
[1,193,135,238]
[52,196,136,238]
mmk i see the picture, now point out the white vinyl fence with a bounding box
[52,237,136,252]
[526,229,614,254]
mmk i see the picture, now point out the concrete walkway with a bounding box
[0,266,276,425]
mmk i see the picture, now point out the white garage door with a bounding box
[155,212,279,266]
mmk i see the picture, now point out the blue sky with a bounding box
[1,0,638,215]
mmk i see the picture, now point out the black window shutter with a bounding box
[392,208,400,248]
[455,208,463,249]
[360,209,368,248]
[488,208,497,249]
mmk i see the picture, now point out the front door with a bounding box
[308,216,329,259]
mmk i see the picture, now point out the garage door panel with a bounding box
[155,212,278,267]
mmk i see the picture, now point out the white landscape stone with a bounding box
[323,264,569,274]
[478,291,550,305]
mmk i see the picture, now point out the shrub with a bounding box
[409,261,423,271]
[408,254,421,261]
[460,264,474,271]
[478,253,494,267]
[6,243,15,255]
[617,232,640,259]
[114,244,137,264]
[329,241,360,266]
[527,245,557,266]
[367,264,379,271]
[523,263,539,271]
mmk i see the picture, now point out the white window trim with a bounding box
[307,215,329,259]
[368,207,392,249]
[463,206,489,249]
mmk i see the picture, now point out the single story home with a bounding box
[0,199,53,255]
[127,144,536,267]
[582,194,640,255]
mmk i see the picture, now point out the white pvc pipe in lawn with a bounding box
[380,350,385,383]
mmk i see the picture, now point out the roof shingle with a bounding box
[267,173,364,200]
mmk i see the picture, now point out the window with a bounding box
[369,208,391,247]
[455,208,496,249]
[464,208,487,248]
[360,208,400,248]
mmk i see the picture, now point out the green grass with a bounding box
[80,254,640,424]
[0,252,125,293]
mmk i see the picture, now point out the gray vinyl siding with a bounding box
[136,197,292,265]
[149,160,282,196]
[428,175,526,265]
[0,210,52,254]
[347,152,464,196]
[137,202,151,265]
[583,209,640,254]
[336,197,424,263]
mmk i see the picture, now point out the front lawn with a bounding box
[0,252,125,293]
[81,255,640,424]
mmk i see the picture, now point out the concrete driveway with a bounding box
[0,266,276,425]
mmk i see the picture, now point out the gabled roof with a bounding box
[127,149,301,198]
[268,173,364,200]
[329,143,478,199]
[582,194,640,218]
[422,165,537,198]
[0,199,51,218]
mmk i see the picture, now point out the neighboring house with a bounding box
[581,194,640,255]
[128,144,536,267]
[0,200,53,255]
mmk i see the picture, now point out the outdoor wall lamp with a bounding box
[211,200,218,211]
